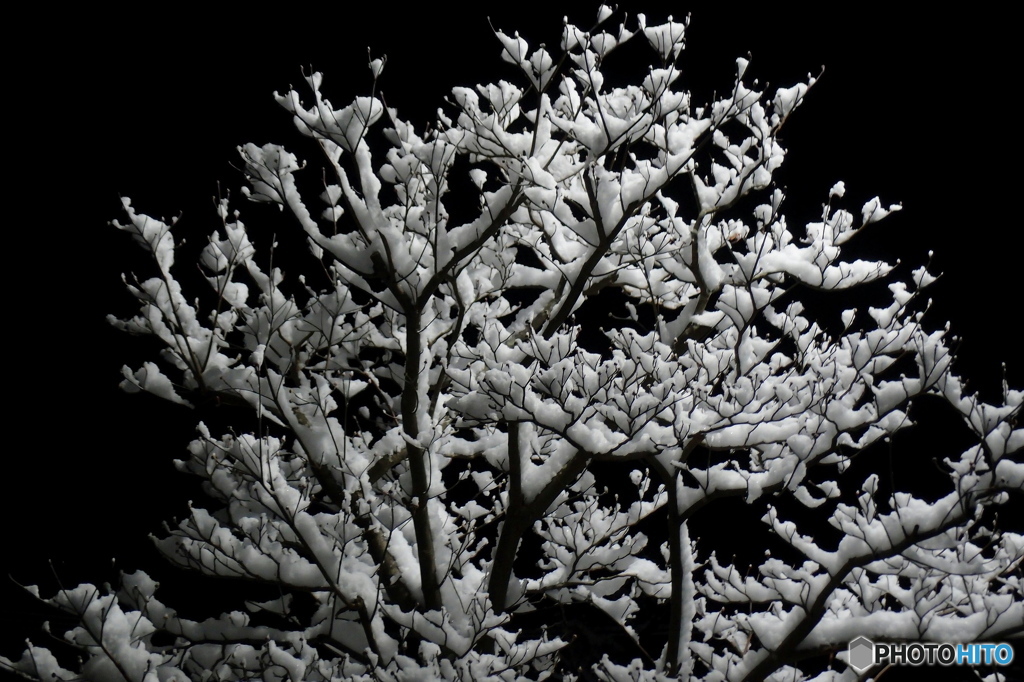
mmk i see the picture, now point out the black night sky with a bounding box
[5,4,1021,675]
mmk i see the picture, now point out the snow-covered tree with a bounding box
[4,8,1021,681]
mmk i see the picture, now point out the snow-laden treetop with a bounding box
[4,8,1020,682]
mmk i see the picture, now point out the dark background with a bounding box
[4,3,1020,675]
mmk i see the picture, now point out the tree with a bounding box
[4,7,1021,681]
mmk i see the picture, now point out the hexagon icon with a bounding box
[847,637,875,673]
